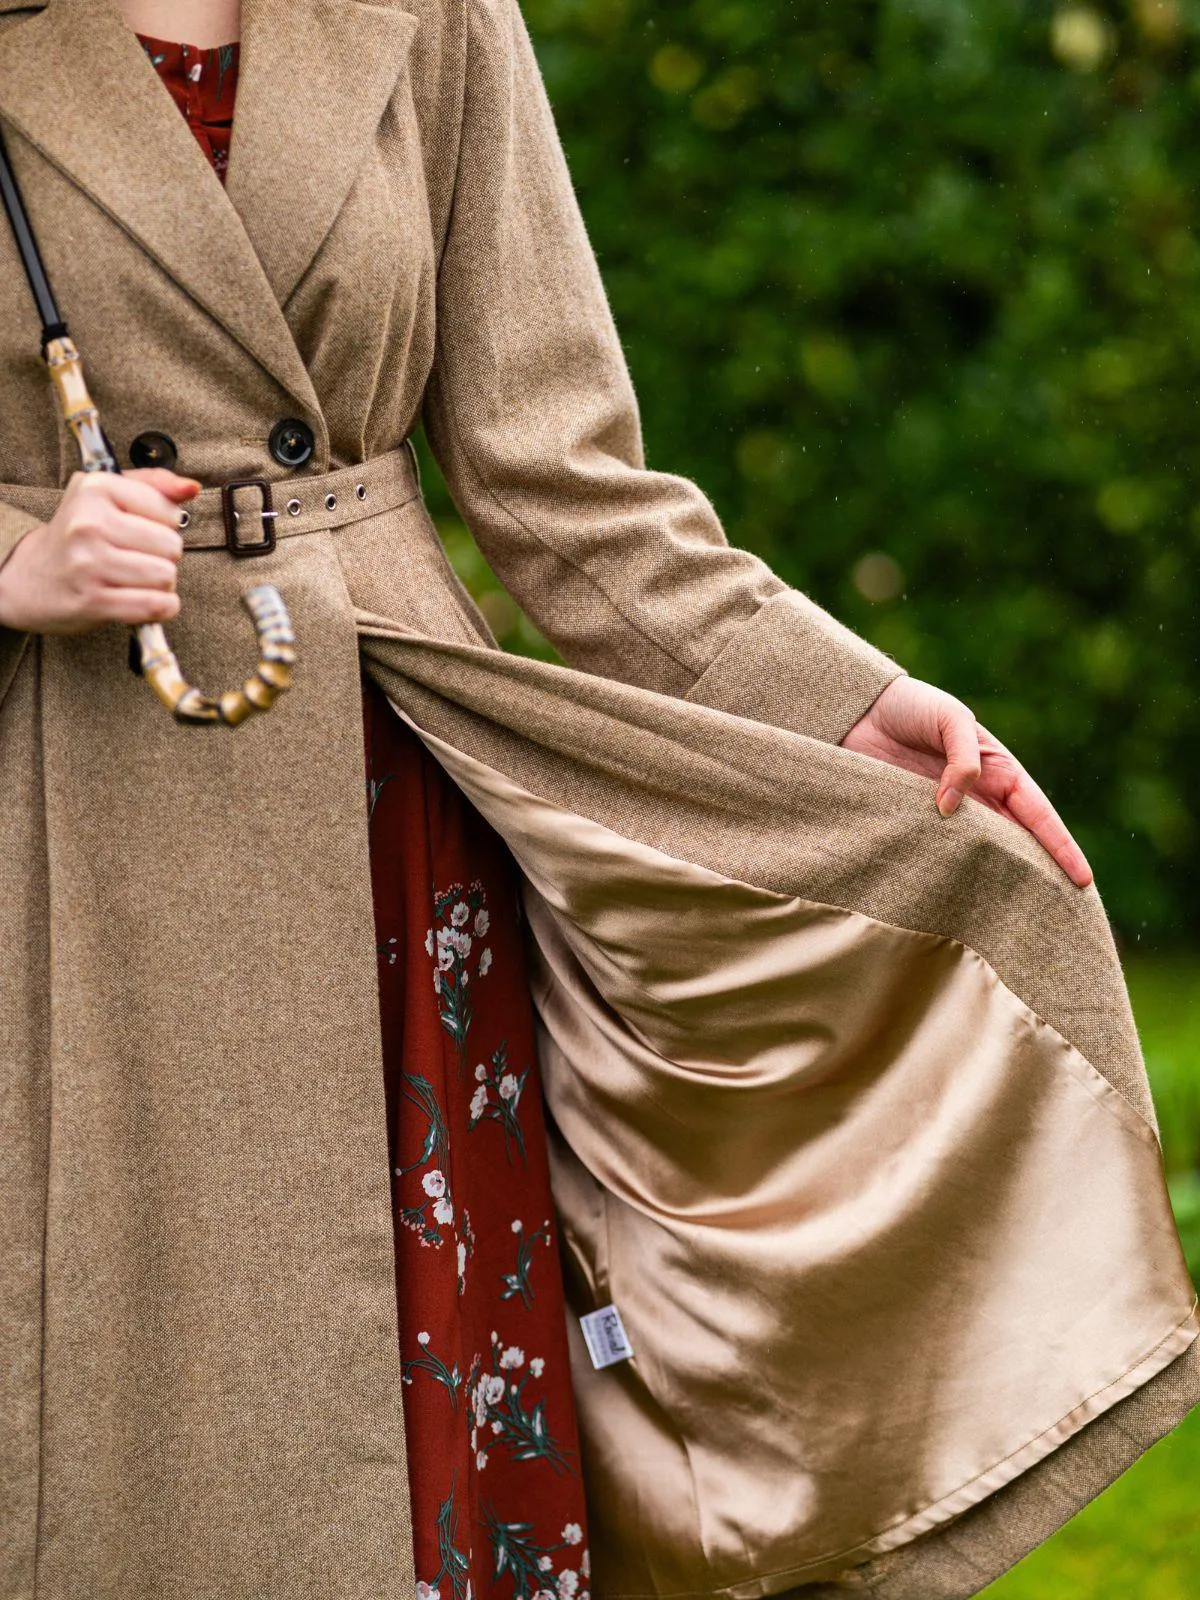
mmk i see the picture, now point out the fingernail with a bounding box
[937,787,961,818]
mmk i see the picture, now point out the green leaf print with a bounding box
[468,1041,529,1165]
[469,1339,573,1477]
[403,1331,463,1408]
[416,1481,471,1600]
[482,1505,589,1600]
[500,1219,553,1310]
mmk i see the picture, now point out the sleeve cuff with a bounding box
[0,500,41,568]
[683,589,906,746]
[0,502,39,706]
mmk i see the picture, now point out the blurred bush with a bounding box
[422,0,1200,943]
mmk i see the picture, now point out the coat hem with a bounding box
[595,1303,1199,1600]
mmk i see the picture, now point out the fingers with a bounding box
[998,771,1094,889]
[850,679,1094,890]
[934,699,982,817]
[90,587,182,626]
[122,467,203,501]
[100,513,185,563]
[65,468,200,532]
[87,543,180,592]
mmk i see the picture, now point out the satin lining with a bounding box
[399,708,1198,1600]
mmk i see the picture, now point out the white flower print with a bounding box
[429,881,493,1058]
[416,1583,441,1600]
[562,1524,583,1546]
[381,856,589,1581]
[468,1043,529,1164]
[580,1550,591,1580]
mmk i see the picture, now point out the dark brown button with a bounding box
[129,431,178,471]
[268,418,315,469]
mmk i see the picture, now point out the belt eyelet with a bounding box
[287,498,301,516]
[177,509,191,530]
[325,493,337,511]
[355,483,366,501]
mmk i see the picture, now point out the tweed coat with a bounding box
[0,0,1196,1597]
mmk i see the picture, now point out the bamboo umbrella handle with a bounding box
[45,336,296,726]
[135,585,296,725]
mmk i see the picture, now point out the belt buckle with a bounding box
[222,478,278,557]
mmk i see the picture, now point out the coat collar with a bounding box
[0,0,418,413]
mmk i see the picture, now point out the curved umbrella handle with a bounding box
[135,583,297,726]
[43,336,296,727]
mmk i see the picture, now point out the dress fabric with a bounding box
[137,35,591,1598]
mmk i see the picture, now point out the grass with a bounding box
[981,1408,1200,1599]
[980,953,1200,1598]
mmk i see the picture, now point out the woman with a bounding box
[0,2,1193,1598]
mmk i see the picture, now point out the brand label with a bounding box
[579,1304,635,1370]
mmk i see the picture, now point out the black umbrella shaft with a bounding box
[0,123,67,346]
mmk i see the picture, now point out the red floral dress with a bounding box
[138,36,591,1600]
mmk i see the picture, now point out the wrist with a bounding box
[0,529,35,631]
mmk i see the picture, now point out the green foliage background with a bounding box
[423,0,1200,944]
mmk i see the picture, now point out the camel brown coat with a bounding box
[0,1,1196,1597]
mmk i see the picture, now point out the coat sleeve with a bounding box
[420,0,904,745]
[0,501,40,568]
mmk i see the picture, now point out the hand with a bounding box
[842,677,1093,888]
[0,467,200,634]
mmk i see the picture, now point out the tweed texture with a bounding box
[0,0,1195,1597]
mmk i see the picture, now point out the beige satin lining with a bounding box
[403,713,1198,1600]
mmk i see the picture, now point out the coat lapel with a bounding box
[0,0,417,413]
[228,0,419,308]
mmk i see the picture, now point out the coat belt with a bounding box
[0,439,422,552]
